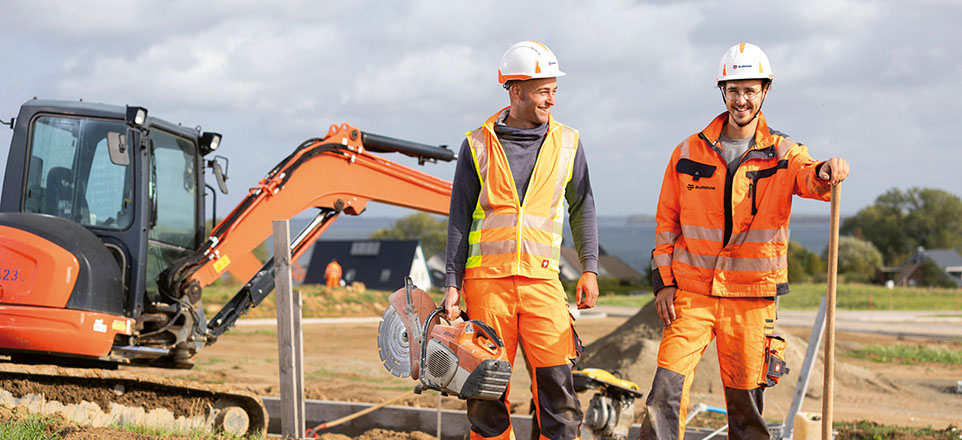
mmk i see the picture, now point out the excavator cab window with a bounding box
[24,115,133,230]
[144,128,200,301]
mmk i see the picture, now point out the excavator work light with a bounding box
[200,132,222,155]
[125,106,148,127]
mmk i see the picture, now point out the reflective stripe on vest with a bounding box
[464,108,578,279]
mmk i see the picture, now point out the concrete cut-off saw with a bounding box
[377,278,511,400]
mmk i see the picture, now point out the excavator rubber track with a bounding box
[0,362,267,437]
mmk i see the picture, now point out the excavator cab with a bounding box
[0,99,220,365]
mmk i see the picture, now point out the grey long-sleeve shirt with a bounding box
[445,110,599,289]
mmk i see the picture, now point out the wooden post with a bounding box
[822,185,840,439]
[275,220,305,439]
[294,289,305,429]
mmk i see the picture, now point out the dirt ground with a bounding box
[128,300,962,434]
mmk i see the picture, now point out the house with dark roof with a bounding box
[304,239,432,291]
[559,246,643,284]
[881,247,962,288]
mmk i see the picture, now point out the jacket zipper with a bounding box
[699,133,734,246]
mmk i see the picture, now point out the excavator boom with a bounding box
[159,123,454,341]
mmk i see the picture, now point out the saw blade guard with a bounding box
[378,278,439,379]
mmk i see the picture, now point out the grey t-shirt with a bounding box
[444,110,599,289]
[719,133,754,175]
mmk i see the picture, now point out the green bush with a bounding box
[788,240,824,282]
[824,236,883,283]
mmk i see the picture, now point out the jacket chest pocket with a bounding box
[676,158,722,215]
[676,158,716,181]
[745,160,788,215]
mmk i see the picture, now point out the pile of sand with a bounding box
[578,300,897,415]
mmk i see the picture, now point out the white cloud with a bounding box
[0,0,960,219]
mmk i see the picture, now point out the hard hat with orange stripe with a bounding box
[498,41,566,85]
[716,42,773,84]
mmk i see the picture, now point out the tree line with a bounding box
[790,187,962,287]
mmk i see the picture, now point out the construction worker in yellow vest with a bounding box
[641,43,850,439]
[443,40,600,440]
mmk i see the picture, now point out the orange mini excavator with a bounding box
[0,99,456,435]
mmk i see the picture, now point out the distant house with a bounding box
[881,247,962,288]
[559,246,643,284]
[304,240,432,291]
[425,254,446,288]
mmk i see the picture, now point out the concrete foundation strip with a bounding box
[262,396,727,440]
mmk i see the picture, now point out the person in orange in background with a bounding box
[642,43,849,439]
[442,40,599,440]
[324,259,342,288]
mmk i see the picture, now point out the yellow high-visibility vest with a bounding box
[464,107,579,280]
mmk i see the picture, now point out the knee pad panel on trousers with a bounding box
[724,387,769,440]
[534,364,582,439]
[640,367,684,440]
[468,396,512,438]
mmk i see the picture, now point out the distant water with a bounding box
[287,214,832,273]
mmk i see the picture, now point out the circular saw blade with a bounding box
[377,304,411,377]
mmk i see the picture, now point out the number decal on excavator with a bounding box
[1,269,21,282]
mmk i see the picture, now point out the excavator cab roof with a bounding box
[14,99,207,142]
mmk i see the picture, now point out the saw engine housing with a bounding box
[418,310,511,400]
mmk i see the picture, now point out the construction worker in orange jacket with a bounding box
[324,259,342,288]
[443,40,600,440]
[640,43,850,439]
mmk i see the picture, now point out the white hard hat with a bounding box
[716,43,774,84]
[498,40,566,84]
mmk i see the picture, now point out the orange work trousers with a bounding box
[462,276,583,440]
[640,289,781,440]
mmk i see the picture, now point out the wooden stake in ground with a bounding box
[275,220,306,439]
[822,184,840,439]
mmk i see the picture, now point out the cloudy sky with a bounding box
[1,0,960,219]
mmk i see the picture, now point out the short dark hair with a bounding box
[503,80,520,91]
[718,78,772,90]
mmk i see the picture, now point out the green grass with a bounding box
[115,423,264,439]
[232,328,276,337]
[848,343,962,365]
[583,282,962,312]
[777,283,962,311]
[198,356,227,365]
[0,414,61,439]
[595,293,655,308]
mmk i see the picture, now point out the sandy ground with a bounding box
[129,302,962,432]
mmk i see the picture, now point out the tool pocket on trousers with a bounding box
[568,313,583,366]
[759,334,789,388]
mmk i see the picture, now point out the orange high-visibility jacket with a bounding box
[652,112,831,297]
[325,261,342,280]
[463,108,579,280]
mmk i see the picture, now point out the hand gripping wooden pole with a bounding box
[822,184,840,439]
